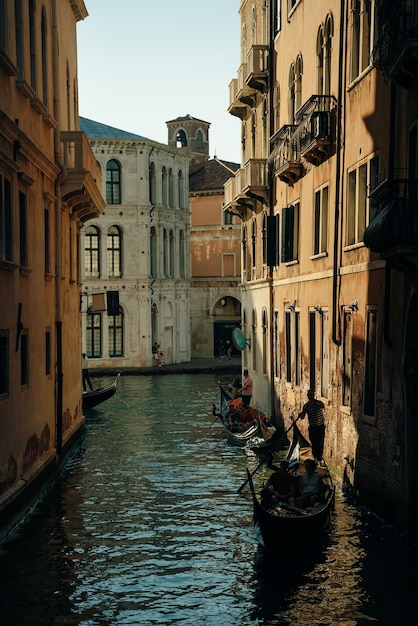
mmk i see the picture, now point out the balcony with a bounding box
[292,95,337,166]
[372,0,418,88]
[270,125,304,186]
[60,131,105,223]
[246,45,269,92]
[364,172,418,270]
[223,160,268,218]
[237,63,257,106]
[228,78,248,119]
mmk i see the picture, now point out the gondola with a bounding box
[246,422,335,548]
[82,373,120,410]
[212,385,276,447]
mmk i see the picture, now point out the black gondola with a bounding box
[247,423,335,548]
[212,385,276,447]
[82,373,120,410]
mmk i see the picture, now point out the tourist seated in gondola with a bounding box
[261,459,296,510]
[295,459,327,509]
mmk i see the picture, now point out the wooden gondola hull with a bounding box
[82,374,120,410]
[247,423,335,548]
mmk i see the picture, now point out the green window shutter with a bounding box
[267,215,279,267]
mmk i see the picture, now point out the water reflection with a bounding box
[0,373,417,625]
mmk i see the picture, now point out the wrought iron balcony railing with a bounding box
[270,125,304,185]
[291,95,337,166]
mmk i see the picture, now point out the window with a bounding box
[285,310,292,383]
[162,167,168,207]
[321,310,329,398]
[85,225,100,277]
[0,0,6,52]
[252,309,257,370]
[44,208,50,274]
[262,309,268,375]
[179,230,185,278]
[273,83,281,134]
[41,8,48,107]
[313,185,328,255]
[262,213,267,274]
[149,162,156,205]
[317,16,333,95]
[168,169,174,208]
[106,160,121,204]
[169,229,174,277]
[19,191,27,267]
[309,311,316,391]
[295,55,303,112]
[281,202,299,262]
[242,225,247,281]
[295,310,300,386]
[45,329,51,376]
[224,207,234,226]
[107,225,122,278]
[0,330,9,396]
[273,0,281,35]
[285,307,300,385]
[178,170,185,209]
[163,229,168,277]
[29,0,36,91]
[343,311,353,406]
[150,226,157,277]
[364,308,377,417]
[196,130,204,151]
[274,310,280,378]
[347,162,370,246]
[86,312,102,358]
[0,174,13,262]
[20,331,29,386]
[108,312,123,357]
[251,218,257,280]
[267,214,280,267]
[15,0,24,76]
[350,0,375,82]
[288,63,296,123]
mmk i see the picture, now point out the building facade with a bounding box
[169,115,242,359]
[225,0,418,540]
[80,117,191,369]
[0,0,104,541]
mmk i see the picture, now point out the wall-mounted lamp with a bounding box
[314,303,323,315]
[348,299,359,313]
[287,301,296,312]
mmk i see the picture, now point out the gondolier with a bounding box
[298,390,326,464]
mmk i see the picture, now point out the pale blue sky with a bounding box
[77,0,241,163]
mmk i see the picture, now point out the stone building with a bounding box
[79,117,191,368]
[167,115,241,358]
[0,1,104,541]
[225,0,418,540]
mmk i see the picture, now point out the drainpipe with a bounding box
[52,0,66,455]
[268,0,276,422]
[332,0,348,346]
[383,83,397,346]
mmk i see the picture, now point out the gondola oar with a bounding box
[237,415,300,494]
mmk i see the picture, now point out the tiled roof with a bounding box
[79,116,149,140]
[189,158,240,192]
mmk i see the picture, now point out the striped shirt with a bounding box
[302,399,325,426]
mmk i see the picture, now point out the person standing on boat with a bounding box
[240,369,253,406]
[298,389,326,463]
[82,353,93,391]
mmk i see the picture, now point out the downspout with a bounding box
[52,0,66,455]
[383,83,397,346]
[332,0,348,346]
[268,0,276,422]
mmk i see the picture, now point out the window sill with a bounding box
[310,252,328,261]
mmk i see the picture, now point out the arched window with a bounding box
[243,309,248,368]
[150,226,157,277]
[251,109,257,158]
[262,309,268,374]
[163,228,168,276]
[168,168,174,208]
[317,26,324,94]
[241,24,247,63]
[288,63,296,124]
[251,218,257,280]
[196,129,204,151]
[252,309,257,370]
[273,82,281,134]
[149,161,156,205]
[251,6,257,44]
[162,166,168,207]
[86,312,102,358]
[242,224,247,281]
[66,62,71,129]
[41,8,48,107]
[295,55,303,112]
[241,120,247,162]
[262,213,267,273]
[176,129,187,147]
[179,229,185,278]
[107,225,122,278]
[324,14,333,94]
[106,160,121,204]
[262,97,268,158]
[85,225,100,277]
[178,170,185,209]
[108,309,123,357]
[169,229,174,277]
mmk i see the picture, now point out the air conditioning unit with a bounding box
[312,111,329,139]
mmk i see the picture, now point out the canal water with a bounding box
[0,373,417,625]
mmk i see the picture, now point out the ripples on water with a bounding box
[0,373,417,625]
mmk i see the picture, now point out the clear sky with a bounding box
[77,0,241,163]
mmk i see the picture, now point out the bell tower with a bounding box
[166,114,210,160]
